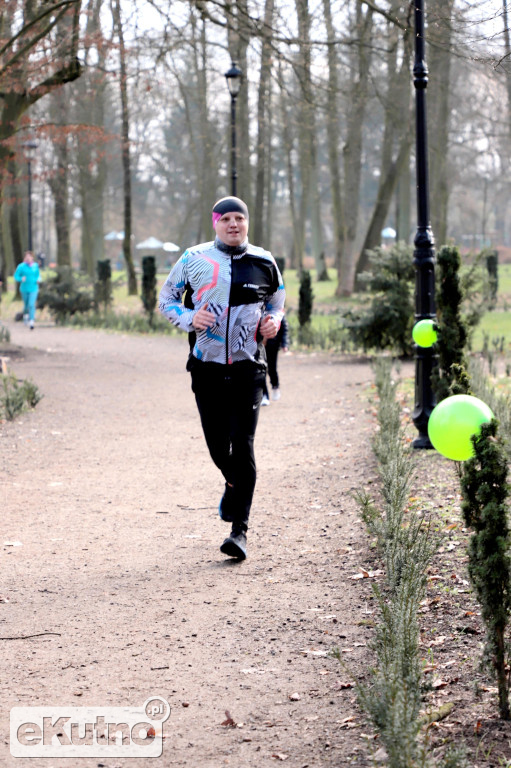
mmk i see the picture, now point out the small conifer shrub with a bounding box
[298,270,314,344]
[432,245,471,402]
[460,419,511,720]
[94,259,112,313]
[141,256,157,327]
[298,269,313,327]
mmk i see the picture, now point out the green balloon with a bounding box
[428,395,494,461]
[412,319,437,347]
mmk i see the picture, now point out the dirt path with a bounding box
[0,320,383,767]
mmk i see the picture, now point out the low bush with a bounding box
[342,243,415,357]
[0,374,42,421]
[38,267,93,324]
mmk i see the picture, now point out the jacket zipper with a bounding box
[225,254,233,365]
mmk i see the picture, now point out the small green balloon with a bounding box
[412,319,437,347]
[428,394,494,461]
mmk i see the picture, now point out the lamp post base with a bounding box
[412,432,433,450]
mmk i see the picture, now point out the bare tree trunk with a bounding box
[112,0,137,295]
[192,10,217,241]
[0,1,82,277]
[323,0,344,293]
[253,0,274,245]
[47,112,72,268]
[278,57,302,270]
[233,0,251,206]
[8,161,23,269]
[76,0,107,276]
[225,0,251,205]
[339,1,373,294]
[428,0,455,247]
[264,90,274,250]
[310,152,329,280]
[396,146,411,242]
[294,0,328,279]
[356,133,413,274]
[495,0,511,246]
[356,3,412,279]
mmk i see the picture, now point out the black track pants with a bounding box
[266,343,280,389]
[190,363,266,529]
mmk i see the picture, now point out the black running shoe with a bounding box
[220,527,247,560]
[218,483,235,523]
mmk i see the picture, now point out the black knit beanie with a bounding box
[212,196,249,228]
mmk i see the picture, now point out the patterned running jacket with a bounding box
[159,238,286,366]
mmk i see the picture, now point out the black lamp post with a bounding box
[412,0,436,449]
[23,140,38,252]
[224,61,243,196]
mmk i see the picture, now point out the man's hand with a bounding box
[192,303,216,330]
[260,316,278,339]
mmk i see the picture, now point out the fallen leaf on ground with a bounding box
[351,568,384,579]
[221,710,236,727]
[331,680,353,690]
[337,716,357,728]
[427,636,447,647]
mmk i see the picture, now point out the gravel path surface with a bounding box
[1,320,382,767]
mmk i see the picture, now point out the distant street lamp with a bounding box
[23,140,38,253]
[411,0,436,449]
[224,61,243,196]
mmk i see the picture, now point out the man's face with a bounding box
[215,211,248,247]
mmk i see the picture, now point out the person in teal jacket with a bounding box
[14,251,40,329]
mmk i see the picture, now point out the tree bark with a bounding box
[76,0,107,276]
[0,1,82,278]
[294,0,328,280]
[112,0,137,294]
[252,0,274,245]
[339,1,373,295]
[277,57,302,270]
[47,115,72,268]
[323,0,344,291]
[355,2,412,280]
[356,132,413,276]
[428,0,455,248]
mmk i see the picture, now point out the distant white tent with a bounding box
[104,231,124,241]
[163,241,180,252]
[381,227,397,239]
[136,236,164,250]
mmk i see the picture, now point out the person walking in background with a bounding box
[261,314,290,405]
[159,196,286,561]
[14,251,40,330]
